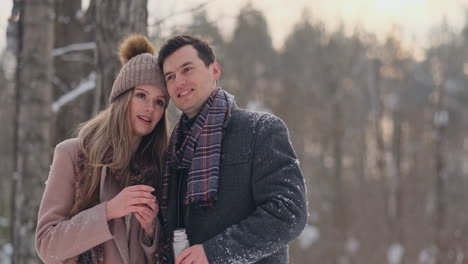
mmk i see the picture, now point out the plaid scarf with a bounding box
[160,88,228,214]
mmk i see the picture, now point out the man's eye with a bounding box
[166,75,174,81]
[183,67,193,73]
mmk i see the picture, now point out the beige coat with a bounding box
[35,138,160,264]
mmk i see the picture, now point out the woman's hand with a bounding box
[105,184,159,238]
[134,198,159,239]
[105,185,156,221]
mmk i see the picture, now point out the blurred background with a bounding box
[1,0,468,263]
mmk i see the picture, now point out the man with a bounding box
[157,35,307,264]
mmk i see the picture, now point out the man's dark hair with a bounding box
[157,35,216,72]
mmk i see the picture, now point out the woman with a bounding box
[35,34,169,264]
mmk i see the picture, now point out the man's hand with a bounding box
[175,244,209,264]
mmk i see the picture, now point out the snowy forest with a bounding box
[2,0,468,263]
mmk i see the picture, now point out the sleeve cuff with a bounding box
[140,219,160,257]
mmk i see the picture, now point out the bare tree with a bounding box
[93,0,148,112]
[321,28,367,263]
[11,0,55,262]
[431,55,448,264]
[225,3,278,108]
[0,13,19,251]
[52,0,95,143]
[381,35,409,257]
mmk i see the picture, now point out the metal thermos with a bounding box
[173,228,189,259]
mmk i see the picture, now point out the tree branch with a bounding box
[52,72,96,113]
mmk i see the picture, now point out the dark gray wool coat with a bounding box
[163,91,307,263]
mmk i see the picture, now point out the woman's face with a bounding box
[129,84,167,140]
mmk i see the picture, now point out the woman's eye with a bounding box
[156,100,165,107]
[136,93,145,98]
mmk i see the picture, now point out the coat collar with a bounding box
[221,88,237,129]
[100,167,130,264]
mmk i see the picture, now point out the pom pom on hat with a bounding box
[109,34,167,104]
[118,34,156,65]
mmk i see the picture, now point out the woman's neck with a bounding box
[132,136,141,153]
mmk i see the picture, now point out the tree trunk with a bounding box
[431,58,447,264]
[11,0,54,262]
[388,106,405,263]
[53,0,95,143]
[0,11,19,249]
[369,59,387,194]
[331,87,347,263]
[93,0,148,112]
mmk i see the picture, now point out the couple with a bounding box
[35,34,307,264]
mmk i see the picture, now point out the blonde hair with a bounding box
[70,89,169,216]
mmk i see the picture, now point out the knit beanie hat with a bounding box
[109,34,167,104]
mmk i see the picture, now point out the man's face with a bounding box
[162,45,220,119]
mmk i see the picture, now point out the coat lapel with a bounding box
[100,167,130,264]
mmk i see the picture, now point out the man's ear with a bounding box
[212,61,221,81]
